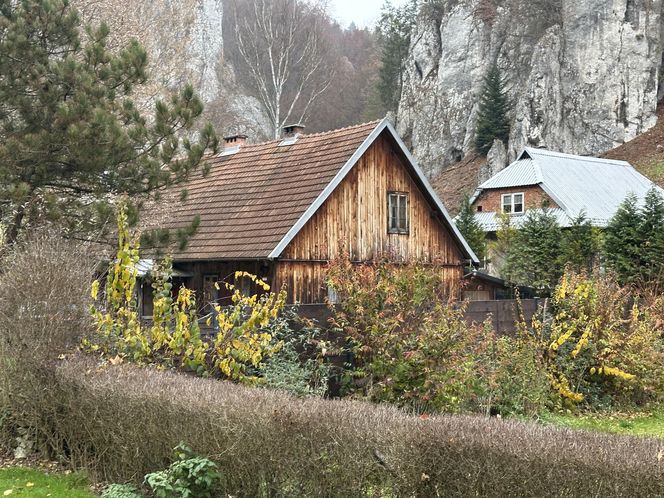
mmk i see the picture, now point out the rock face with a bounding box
[479,139,508,184]
[75,0,224,102]
[74,0,269,135]
[398,0,663,177]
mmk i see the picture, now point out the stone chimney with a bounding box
[282,124,305,138]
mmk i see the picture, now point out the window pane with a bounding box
[389,194,398,230]
[513,193,524,213]
[502,195,512,213]
[398,195,407,230]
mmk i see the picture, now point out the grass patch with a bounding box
[636,158,664,186]
[541,408,664,438]
[0,468,95,497]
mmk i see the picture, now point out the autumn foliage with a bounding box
[87,206,286,383]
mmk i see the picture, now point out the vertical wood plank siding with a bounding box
[275,135,465,303]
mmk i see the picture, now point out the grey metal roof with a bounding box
[136,259,193,278]
[471,147,664,228]
[474,208,572,232]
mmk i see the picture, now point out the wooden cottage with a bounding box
[142,120,478,316]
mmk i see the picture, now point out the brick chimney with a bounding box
[282,124,305,138]
[223,134,247,148]
[221,134,247,156]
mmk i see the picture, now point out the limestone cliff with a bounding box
[74,0,269,136]
[397,0,663,177]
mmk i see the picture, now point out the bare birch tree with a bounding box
[230,0,334,138]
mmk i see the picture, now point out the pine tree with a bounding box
[474,64,511,154]
[454,195,486,262]
[375,0,418,114]
[0,0,218,245]
[557,212,597,273]
[604,194,643,285]
[638,187,664,284]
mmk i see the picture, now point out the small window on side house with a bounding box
[501,193,525,214]
[388,192,409,234]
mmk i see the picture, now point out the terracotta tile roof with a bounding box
[151,120,381,260]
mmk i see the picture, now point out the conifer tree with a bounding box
[513,208,561,293]
[604,194,642,285]
[474,64,511,154]
[454,194,486,263]
[638,187,664,284]
[0,0,218,245]
[557,212,597,273]
[375,0,418,114]
[492,213,519,283]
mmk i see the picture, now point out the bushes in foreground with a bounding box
[327,256,664,414]
[45,355,664,497]
[0,232,94,456]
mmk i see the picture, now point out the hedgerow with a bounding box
[45,355,664,497]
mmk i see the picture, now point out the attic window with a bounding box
[502,193,524,214]
[477,205,483,212]
[388,192,409,234]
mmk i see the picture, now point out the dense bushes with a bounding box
[35,355,664,497]
[327,256,489,413]
[87,206,287,383]
[1,231,663,496]
[327,257,664,414]
[0,232,94,456]
[531,271,664,409]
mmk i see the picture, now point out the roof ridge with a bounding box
[298,119,383,140]
[232,119,383,149]
[524,147,632,167]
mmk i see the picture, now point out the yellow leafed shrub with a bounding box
[87,205,286,383]
[540,271,664,408]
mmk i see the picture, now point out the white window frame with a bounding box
[388,191,409,234]
[501,192,524,214]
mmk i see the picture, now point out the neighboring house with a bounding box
[140,120,478,318]
[470,147,664,232]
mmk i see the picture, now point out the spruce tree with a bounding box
[638,187,664,284]
[604,194,643,285]
[514,208,562,293]
[557,212,597,273]
[454,194,486,263]
[0,0,218,245]
[474,64,511,154]
[492,213,519,284]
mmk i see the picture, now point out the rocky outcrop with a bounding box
[479,139,508,184]
[75,0,224,102]
[398,0,663,177]
[74,0,269,135]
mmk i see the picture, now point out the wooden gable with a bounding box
[274,133,466,303]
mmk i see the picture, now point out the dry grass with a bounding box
[50,356,664,497]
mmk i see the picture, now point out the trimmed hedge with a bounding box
[51,356,664,497]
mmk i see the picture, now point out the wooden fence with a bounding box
[464,299,540,334]
[294,299,541,335]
